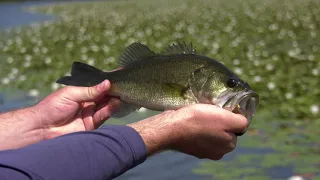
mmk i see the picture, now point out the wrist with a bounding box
[127,115,176,155]
[0,106,44,150]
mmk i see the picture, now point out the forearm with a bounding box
[0,106,43,150]
[127,113,176,155]
[0,125,147,180]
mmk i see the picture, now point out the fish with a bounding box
[57,42,259,135]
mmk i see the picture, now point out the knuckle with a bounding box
[228,142,237,152]
[87,87,95,98]
[223,134,237,152]
[225,133,234,142]
[196,154,206,159]
[189,109,198,119]
[180,106,198,120]
[62,86,72,92]
[215,112,225,122]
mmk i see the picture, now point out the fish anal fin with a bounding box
[111,100,140,118]
[118,42,156,67]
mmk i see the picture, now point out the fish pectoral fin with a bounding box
[165,83,187,91]
[164,83,195,101]
[162,42,196,55]
[118,42,156,67]
[111,100,140,118]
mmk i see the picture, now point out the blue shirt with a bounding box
[0,125,147,180]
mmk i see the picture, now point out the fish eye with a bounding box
[227,78,238,88]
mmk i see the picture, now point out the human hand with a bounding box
[128,104,247,160]
[35,80,120,140]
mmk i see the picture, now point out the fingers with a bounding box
[82,102,95,130]
[92,98,121,128]
[81,98,121,130]
[170,104,242,160]
[220,112,248,134]
[61,80,111,103]
[174,131,237,161]
[185,104,248,134]
[202,132,238,160]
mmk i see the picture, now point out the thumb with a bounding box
[61,80,111,102]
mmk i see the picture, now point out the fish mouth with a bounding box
[216,90,259,136]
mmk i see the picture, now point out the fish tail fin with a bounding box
[56,62,108,87]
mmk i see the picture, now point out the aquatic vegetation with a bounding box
[0,0,319,120]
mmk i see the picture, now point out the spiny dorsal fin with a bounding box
[162,42,196,55]
[118,42,156,67]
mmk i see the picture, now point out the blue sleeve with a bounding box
[0,125,147,180]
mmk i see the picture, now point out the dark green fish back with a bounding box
[110,53,235,87]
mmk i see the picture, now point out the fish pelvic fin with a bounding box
[118,42,156,67]
[162,42,196,55]
[56,62,107,87]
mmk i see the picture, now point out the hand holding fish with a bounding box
[34,80,120,139]
[0,80,119,150]
[128,104,247,160]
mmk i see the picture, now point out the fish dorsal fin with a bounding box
[118,42,156,67]
[162,42,196,55]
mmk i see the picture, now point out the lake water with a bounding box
[0,1,300,179]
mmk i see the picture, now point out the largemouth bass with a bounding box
[57,42,259,135]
